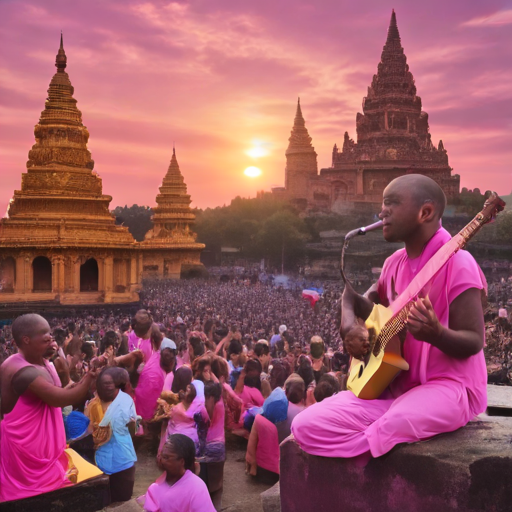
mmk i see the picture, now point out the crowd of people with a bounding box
[0,278,353,510]
[0,265,510,510]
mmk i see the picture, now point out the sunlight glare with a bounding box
[246,147,268,158]
[244,166,262,178]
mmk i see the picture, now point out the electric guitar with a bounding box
[347,192,506,400]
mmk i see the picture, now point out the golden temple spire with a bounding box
[1,36,135,248]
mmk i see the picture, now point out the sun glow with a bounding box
[244,166,262,178]
[245,139,270,159]
[246,147,268,158]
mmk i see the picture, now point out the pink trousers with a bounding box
[291,379,472,458]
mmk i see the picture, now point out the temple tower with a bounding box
[141,148,205,279]
[285,99,318,205]
[322,10,459,207]
[0,37,140,305]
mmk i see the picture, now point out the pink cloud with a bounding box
[462,9,512,27]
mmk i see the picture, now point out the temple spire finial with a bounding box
[294,97,304,127]
[386,9,400,45]
[56,32,67,73]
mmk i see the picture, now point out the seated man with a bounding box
[292,174,487,459]
[0,314,96,502]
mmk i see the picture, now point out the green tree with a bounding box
[255,210,310,271]
[112,204,153,241]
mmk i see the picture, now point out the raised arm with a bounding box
[14,368,96,409]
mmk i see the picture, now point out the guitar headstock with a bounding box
[478,192,506,224]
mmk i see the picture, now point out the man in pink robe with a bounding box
[0,314,95,502]
[292,175,487,459]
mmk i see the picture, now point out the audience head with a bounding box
[297,355,315,388]
[192,355,212,382]
[132,309,153,338]
[244,359,262,390]
[310,335,325,360]
[159,434,196,476]
[12,314,51,356]
[313,373,340,403]
[171,366,193,394]
[284,373,306,404]
[269,358,291,390]
[188,335,205,362]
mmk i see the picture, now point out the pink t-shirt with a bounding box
[237,385,264,409]
[128,331,154,363]
[207,399,225,444]
[162,371,175,392]
[378,227,487,416]
[142,470,216,512]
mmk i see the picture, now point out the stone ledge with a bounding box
[0,475,110,512]
[261,482,280,512]
[280,415,512,512]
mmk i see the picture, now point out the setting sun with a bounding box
[244,166,262,178]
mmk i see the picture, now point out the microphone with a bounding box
[344,220,383,242]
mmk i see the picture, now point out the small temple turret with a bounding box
[141,148,205,279]
[284,99,318,204]
[145,148,197,242]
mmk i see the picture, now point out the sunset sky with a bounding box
[1,0,511,216]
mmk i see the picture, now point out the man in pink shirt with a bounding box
[292,174,487,459]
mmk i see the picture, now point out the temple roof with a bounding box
[286,98,317,156]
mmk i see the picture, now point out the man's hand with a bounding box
[406,296,442,344]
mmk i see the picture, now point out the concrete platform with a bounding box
[0,475,110,512]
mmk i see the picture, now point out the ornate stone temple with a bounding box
[0,37,204,306]
[140,148,205,279]
[276,10,460,212]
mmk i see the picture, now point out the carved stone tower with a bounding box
[323,10,460,207]
[141,148,205,279]
[285,99,318,204]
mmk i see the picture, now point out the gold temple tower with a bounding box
[141,148,205,279]
[0,37,204,307]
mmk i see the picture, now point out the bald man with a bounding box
[292,174,487,459]
[0,314,96,502]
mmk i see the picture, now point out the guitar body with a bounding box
[347,335,409,400]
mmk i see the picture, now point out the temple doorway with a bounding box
[80,258,99,292]
[32,256,52,292]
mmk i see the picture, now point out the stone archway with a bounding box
[80,258,99,292]
[0,257,16,293]
[32,256,52,292]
